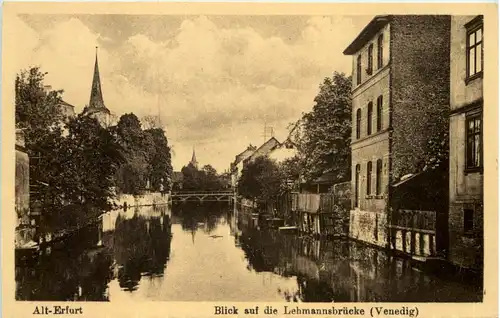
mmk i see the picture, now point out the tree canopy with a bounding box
[288,72,352,184]
[239,156,281,203]
[15,68,125,230]
[180,163,226,191]
[112,113,173,195]
[15,67,173,231]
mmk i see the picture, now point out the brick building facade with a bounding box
[343,15,451,248]
[448,15,483,270]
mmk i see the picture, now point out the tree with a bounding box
[15,67,66,220]
[15,67,64,132]
[113,113,151,194]
[180,163,199,191]
[15,67,126,233]
[290,72,352,183]
[278,156,302,192]
[239,157,281,204]
[144,128,173,192]
[199,164,224,190]
[59,114,124,210]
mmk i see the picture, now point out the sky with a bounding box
[7,14,372,172]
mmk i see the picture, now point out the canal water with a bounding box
[15,202,482,302]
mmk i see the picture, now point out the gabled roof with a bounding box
[343,15,392,55]
[246,137,281,162]
[234,145,257,165]
[59,100,75,109]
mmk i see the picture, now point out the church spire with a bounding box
[190,147,198,169]
[88,46,107,111]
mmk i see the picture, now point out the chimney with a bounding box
[43,85,52,93]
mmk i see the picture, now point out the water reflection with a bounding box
[16,223,114,301]
[236,206,482,302]
[113,206,172,292]
[15,202,482,302]
[16,205,172,301]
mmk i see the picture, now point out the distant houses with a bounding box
[230,145,257,189]
[229,136,298,191]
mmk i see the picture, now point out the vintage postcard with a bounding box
[2,2,498,318]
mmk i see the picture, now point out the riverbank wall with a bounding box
[113,192,171,209]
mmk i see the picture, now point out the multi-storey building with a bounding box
[343,15,451,247]
[230,145,257,189]
[448,15,483,269]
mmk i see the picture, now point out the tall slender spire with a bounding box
[88,46,107,111]
[190,147,198,169]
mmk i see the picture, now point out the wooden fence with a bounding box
[389,209,437,257]
[290,192,349,236]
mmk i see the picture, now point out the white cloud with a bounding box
[11,15,368,172]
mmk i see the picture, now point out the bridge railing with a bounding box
[171,190,234,196]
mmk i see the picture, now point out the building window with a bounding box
[354,164,360,207]
[356,109,361,139]
[463,208,474,233]
[367,102,373,135]
[466,17,483,79]
[377,34,383,69]
[356,55,362,85]
[376,95,383,131]
[367,44,373,75]
[466,114,482,170]
[366,161,372,195]
[376,159,382,195]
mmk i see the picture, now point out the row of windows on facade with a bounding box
[351,116,480,200]
[462,17,483,235]
[355,95,383,139]
[354,19,482,85]
[465,17,483,170]
[354,159,383,200]
[356,33,384,86]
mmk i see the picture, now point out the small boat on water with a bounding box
[278,226,299,234]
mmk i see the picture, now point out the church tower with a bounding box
[190,147,199,169]
[83,47,111,127]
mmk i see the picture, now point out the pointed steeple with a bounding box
[190,147,198,169]
[88,47,108,111]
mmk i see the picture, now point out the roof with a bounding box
[343,15,392,55]
[88,50,110,113]
[311,171,338,185]
[233,145,257,165]
[82,105,111,115]
[59,100,75,109]
[246,137,281,162]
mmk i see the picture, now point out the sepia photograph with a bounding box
[2,3,498,317]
